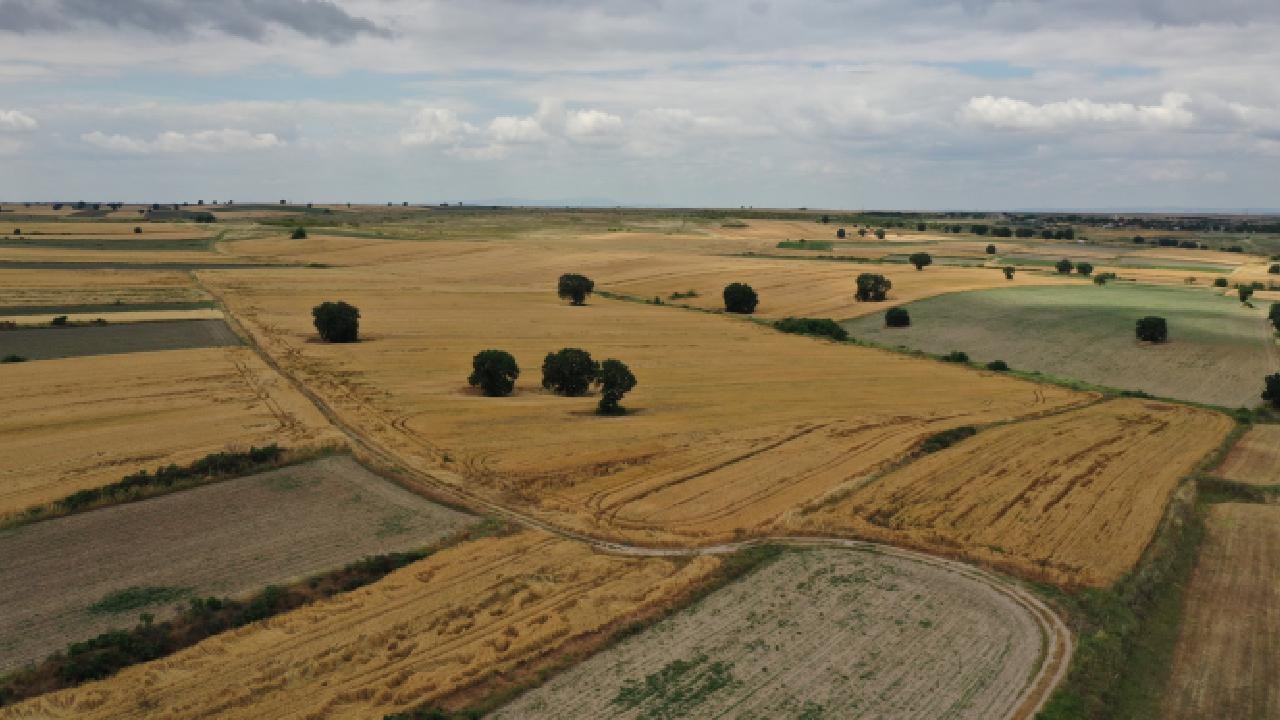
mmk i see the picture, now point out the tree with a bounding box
[916,223,926,231]
[595,358,637,414]
[986,360,1009,371]
[1055,258,1074,274]
[133,226,143,234]
[312,301,360,342]
[469,350,519,397]
[986,244,997,255]
[1270,264,1280,275]
[291,227,307,239]
[991,227,1013,238]
[1136,316,1168,343]
[1269,303,1280,332]
[820,214,830,224]
[855,273,892,302]
[836,228,846,239]
[557,273,595,305]
[1264,373,1280,408]
[1214,277,1229,288]
[942,350,969,362]
[1003,266,1016,280]
[857,228,868,237]
[874,228,886,240]
[885,307,910,327]
[541,348,598,396]
[1239,286,1255,304]
[908,252,932,270]
[970,224,989,235]
[723,282,759,313]
[1075,262,1094,276]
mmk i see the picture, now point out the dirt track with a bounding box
[0,456,476,672]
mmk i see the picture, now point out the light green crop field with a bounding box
[843,283,1278,407]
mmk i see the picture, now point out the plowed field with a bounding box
[1214,424,1280,485]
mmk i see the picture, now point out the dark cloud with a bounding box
[0,0,389,42]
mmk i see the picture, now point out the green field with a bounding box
[843,284,1277,407]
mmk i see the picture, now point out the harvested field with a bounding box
[843,284,1278,406]
[0,455,476,672]
[2,532,722,720]
[202,256,1089,550]
[0,302,213,316]
[1165,503,1280,718]
[800,399,1233,587]
[0,319,240,360]
[0,269,208,307]
[1215,424,1280,485]
[0,309,224,327]
[0,347,340,516]
[493,547,1046,720]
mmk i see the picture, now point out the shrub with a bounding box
[1269,302,1280,331]
[133,226,142,234]
[1239,286,1255,304]
[1093,272,1117,286]
[985,244,997,255]
[874,228,886,239]
[1015,228,1035,238]
[908,252,932,270]
[311,301,360,342]
[1270,264,1280,275]
[291,227,307,239]
[1214,277,1228,288]
[836,228,846,239]
[557,273,595,305]
[916,223,927,231]
[1055,258,1073,274]
[722,282,758,313]
[855,273,892,302]
[942,350,969,363]
[773,317,848,341]
[50,315,68,326]
[1002,266,1015,280]
[468,349,519,397]
[970,224,989,235]
[991,227,1013,238]
[1264,373,1280,409]
[541,348,598,396]
[1136,316,1168,343]
[1132,235,1145,244]
[1,354,27,363]
[919,426,976,453]
[596,358,637,414]
[1075,262,1094,276]
[885,307,911,327]
[986,360,1009,371]
[669,289,699,300]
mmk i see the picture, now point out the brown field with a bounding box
[201,251,1090,552]
[2,532,722,720]
[0,319,241,360]
[800,399,1233,587]
[0,346,341,517]
[0,455,477,672]
[1215,424,1280,485]
[0,269,209,307]
[1165,503,1280,718]
[493,547,1046,720]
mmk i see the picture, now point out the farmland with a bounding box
[0,455,476,671]
[0,346,341,516]
[3,532,722,720]
[1214,424,1280,485]
[0,269,209,307]
[0,319,240,360]
[802,399,1233,587]
[843,284,1277,406]
[1165,503,1280,718]
[493,547,1049,720]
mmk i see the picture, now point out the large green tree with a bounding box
[855,273,892,302]
[596,359,637,414]
[557,273,595,305]
[541,348,599,396]
[723,282,759,313]
[312,301,360,343]
[469,349,520,397]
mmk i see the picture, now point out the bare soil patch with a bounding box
[0,319,240,360]
[0,455,477,672]
[1214,424,1280,485]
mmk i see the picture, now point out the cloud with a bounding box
[487,115,547,145]
[565,109,623,140]
[960,92,1194,130]
[0,0,388,43]
[80,128,283,153]
[400,108,478,147]
[0,108,36,131]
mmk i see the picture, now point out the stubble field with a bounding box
[1214,423,1280,485]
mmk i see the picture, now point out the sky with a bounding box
[0,0,1277,210]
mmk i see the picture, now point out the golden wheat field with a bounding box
[801,399,1233,587]
[0,346,340,517]
[200,247,1091,550]
[1,532,722,720]
[0,269,210,307]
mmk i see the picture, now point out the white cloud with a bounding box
[400,108,477,146]
[0,109,37,131]
[486,115,547,145]
[565,109,623,140]
[960,92,1194,130]
[81,128,282,153]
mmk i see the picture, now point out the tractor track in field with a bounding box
[198,275,1074,720]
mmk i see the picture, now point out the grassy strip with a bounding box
[88,587,192,616]
[0,517,512,706]
[772,317,848,341]
[0,443,344,530]
[385,545,786,720]
[776,240,834,251]
[1035,419,1248,719]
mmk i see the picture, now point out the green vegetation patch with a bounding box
[773,317,849,341]
[776,240,834,251]
[613,654,739,719]
[87,586,191,616]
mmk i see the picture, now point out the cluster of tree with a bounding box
[312,301,361,342]
[773,317,848,341]
[469,348,637,413]
[855,273,892,302]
